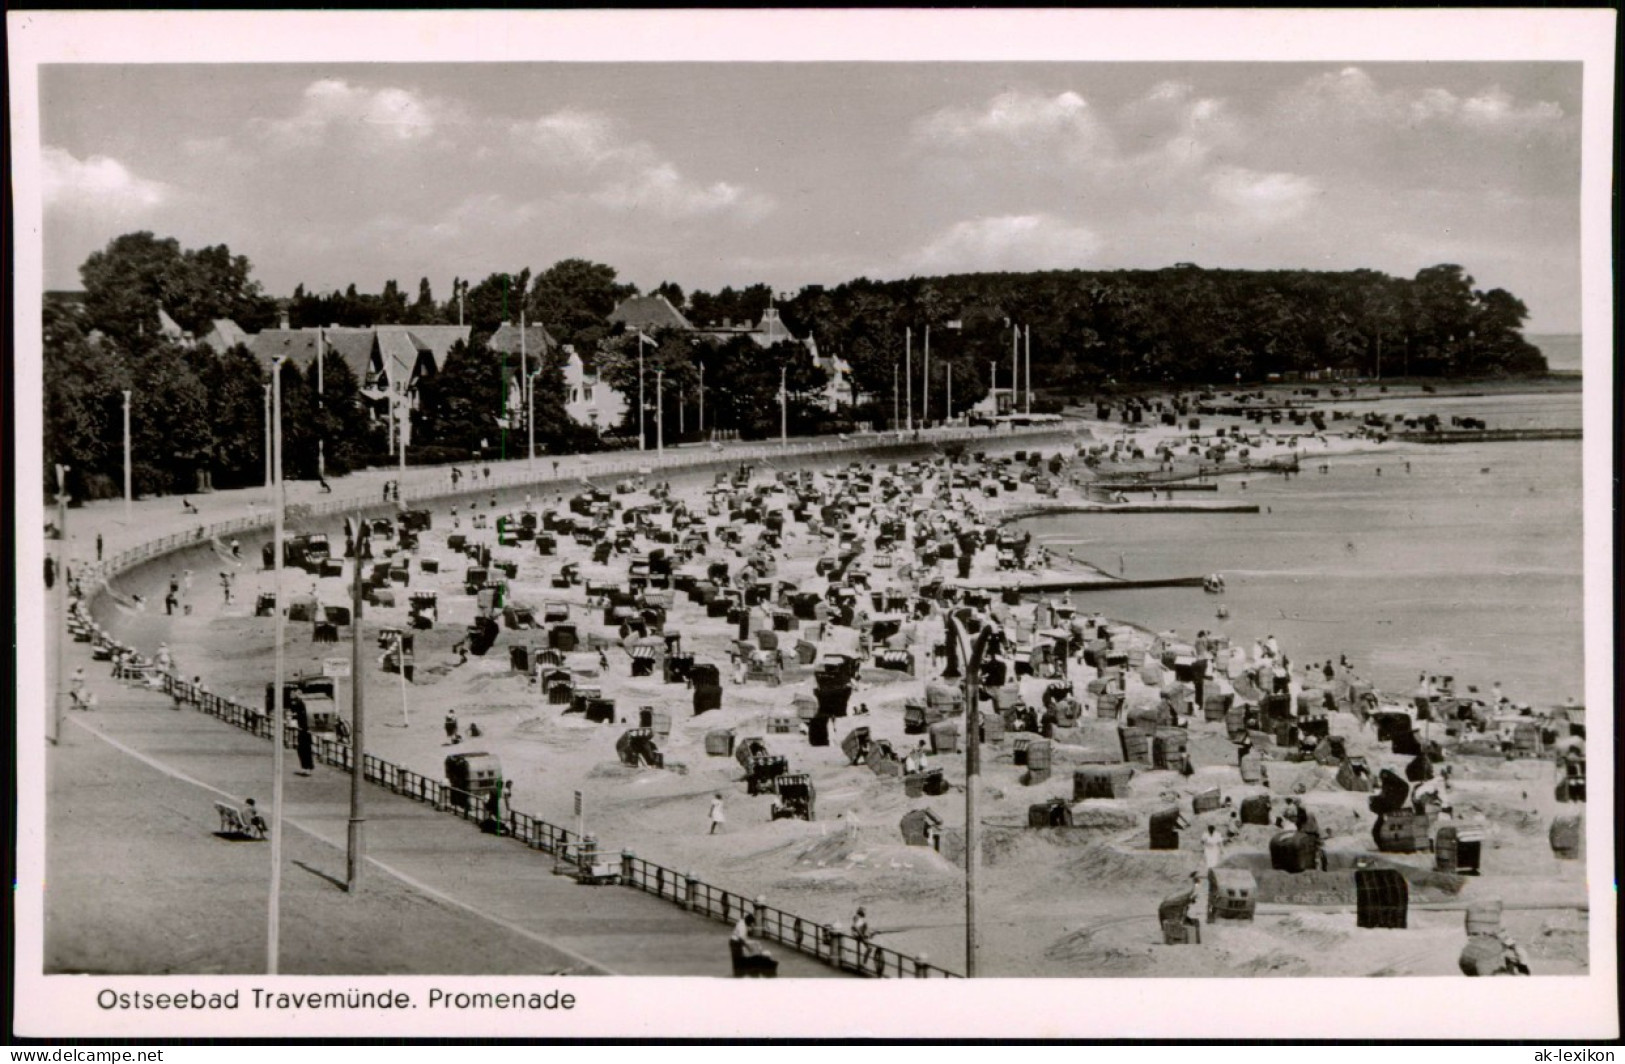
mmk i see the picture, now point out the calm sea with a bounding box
[1024,390,1584,706]
[1528,333,1583,373]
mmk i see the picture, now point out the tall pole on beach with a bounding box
[698,360,705,438]
[522,310,534,467]
[923,326,930,426]
[51,464,69,747]
[317,328,326,483]
[637,335,646,452]
[779,365,788,449]
[346,511,367,892]
[122,390,132,525]
[1001,326,1014,419]
[947,616,991,978]
[264,383,273,503]
[396,389,407,509]
[905,327,913,433]
[656,367,665,457]
[268,357,287,973]
[1024,325,1032,416]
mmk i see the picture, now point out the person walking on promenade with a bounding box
[851,906,873,966]
[709,793,727,834]
[96,533,103,561]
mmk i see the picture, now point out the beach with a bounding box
[64,382,1589,978]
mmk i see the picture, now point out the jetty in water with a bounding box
[952,572,1208,593]
[1398,428,1581,444]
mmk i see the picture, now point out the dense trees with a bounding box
[46,228,1549,501]
[773,263,1544,405]
[525,259,637,350]
[79,232,278,353]
[415,338,505,455]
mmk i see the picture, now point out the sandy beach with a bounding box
[65,390,1589,978]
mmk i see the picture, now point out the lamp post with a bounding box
[779,364,788,449]
[522,310,535,467]
[1010,322,1019,417]
[263,383,273,502]
[122,390,132,525]
[51,463,69,747]
[905,327,913,433]
[655,367,665,457]
[698,360,706,439]
[316,328,326,482]
[268,356,287,973]
[528,363,544,469]
[396,387,407,510]
[637,334,647,452]
[346,513,367,892]
[943,613,993,978]
[923,325,930,426]
[1024,325,1032,417]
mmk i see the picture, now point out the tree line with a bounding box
[44,229,1547,499]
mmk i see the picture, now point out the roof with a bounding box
[488,322,559,357]
[248,329,322,374]
[373,327,431,384]
[158,308,187,339]
[246,326,377,381]
[200,319,252,354]
[608,294,692,333]
[399,324,471,368]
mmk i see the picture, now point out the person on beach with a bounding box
[1202,823,1225,872]
[96,533,103,561]
[709,793,726,834]
[444,709,459,743]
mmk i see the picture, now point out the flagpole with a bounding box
[1024,325,1032,416]
[923,325,930,426]
[346,509,366,892]
[269,357,287,974]
[637,336,646,452]
[905,327,913,433]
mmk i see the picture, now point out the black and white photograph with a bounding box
[9,9,1616,1042]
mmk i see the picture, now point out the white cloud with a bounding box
[1291,66,1567,136]
[512,110,628,168]
[915,90,1110,155]
[1206,165,1321,222]
[508,107,775,222]
[907,214,1102,274]
[263,78,438,148]
[592,163,774,221]
[42,147,167,211]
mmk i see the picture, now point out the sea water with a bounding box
[1023,390,1584,706]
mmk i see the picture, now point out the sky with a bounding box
[38,60,1582,332]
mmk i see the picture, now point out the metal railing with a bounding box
[620,853,956,978]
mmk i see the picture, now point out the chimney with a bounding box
[279,308,290,331]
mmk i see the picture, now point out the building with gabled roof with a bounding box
[608,293,692,333]
[199,318,252,355]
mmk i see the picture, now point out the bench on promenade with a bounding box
[215,800,266,840]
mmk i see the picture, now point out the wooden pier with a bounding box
[1398,428,1581,444]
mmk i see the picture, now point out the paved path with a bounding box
[48,653,839,977]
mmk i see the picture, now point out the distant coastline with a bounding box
[1527,333,1583,374]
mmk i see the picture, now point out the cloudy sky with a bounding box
[39,61,1581,331]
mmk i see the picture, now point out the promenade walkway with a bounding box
[48,651,838,977]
